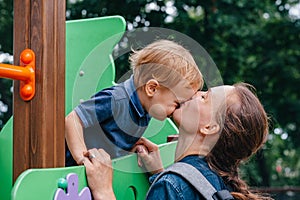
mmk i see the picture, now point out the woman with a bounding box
[83,83,272,200]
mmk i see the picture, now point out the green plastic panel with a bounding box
[65,15,126,115]
[11,142,177,200]
[143,118,178,144]
[112,141,177,200]
[0,117,13,200]
[11,165,88,200]
[0,16,127,200]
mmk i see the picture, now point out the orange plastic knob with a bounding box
[20,49,34,65]
[21,84,33,99]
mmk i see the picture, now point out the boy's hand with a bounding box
[134,138,164,174]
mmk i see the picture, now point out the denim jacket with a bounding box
[146,155,229,200]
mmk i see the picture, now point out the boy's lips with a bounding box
[179,101,188,109]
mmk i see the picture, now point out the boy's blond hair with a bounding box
[129,39,203,90]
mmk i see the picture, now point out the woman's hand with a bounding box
[134,138,164,175]
[83,148,116,200]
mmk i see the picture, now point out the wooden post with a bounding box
[13,0,65,181]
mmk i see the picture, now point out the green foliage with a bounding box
[0,0,13,54]
[0,0,299,188]
[66,0,299,187]
[0,0,13,130]
[265,127,300,186]
[0,79,12,130]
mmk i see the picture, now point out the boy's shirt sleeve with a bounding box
[74,90,113,128]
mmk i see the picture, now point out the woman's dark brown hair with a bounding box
[206,83,272,200]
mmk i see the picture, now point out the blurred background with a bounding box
[0,0,299,199]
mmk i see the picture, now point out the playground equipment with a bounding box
[0,49,35,101]
[0,16,178,199]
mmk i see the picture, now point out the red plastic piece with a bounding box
[0,49,36,101]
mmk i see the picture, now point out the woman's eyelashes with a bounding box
[201,90,210,100]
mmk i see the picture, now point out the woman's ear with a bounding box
[200,123,220,135]
[145,79,159,97]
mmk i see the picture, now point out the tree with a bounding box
[0,0,13,130]
[0,0,13,54]
[1,0,299,188]
[65,0,300,187]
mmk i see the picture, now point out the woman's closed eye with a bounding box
[202,89,211,99]
[197,91,208,100]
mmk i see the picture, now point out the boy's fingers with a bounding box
[135,137,145,145]
[135,137,151,146]
[142,139,158,152]
[135,138,158,152]
[136,145,147,155]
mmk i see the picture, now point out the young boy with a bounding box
[65,39,203,166]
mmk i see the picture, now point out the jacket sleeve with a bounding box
[146,176,184,200]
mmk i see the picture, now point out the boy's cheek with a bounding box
[148,104,167,121]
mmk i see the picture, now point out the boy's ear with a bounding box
[200,123,220,135]
[145,79,159,97]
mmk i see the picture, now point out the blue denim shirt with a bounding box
[147,155,229,200]
[66,76,151,166]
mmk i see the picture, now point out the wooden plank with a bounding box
[13,0,65,181]
[13,0,31,182]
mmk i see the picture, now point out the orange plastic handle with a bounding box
[0,49,35,101]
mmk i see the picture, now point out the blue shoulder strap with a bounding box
[148,162,234,200]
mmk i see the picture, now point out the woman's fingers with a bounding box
[83,148,116,199]
[83,148,112,167]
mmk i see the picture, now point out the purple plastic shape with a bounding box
[54,173,92,200]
